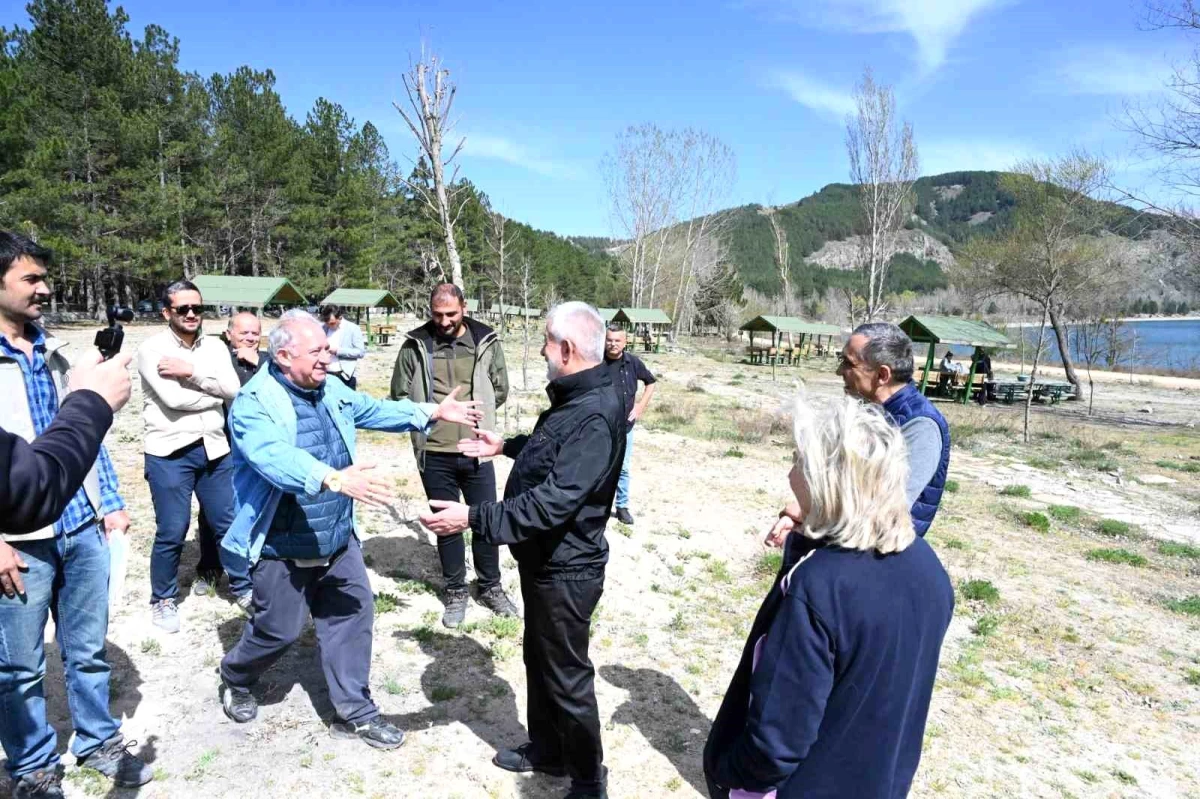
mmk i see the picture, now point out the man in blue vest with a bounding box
[217,310,482,750]
[768,322,950,546]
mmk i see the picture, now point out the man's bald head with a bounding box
[227,311,261,351]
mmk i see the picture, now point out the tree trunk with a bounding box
[1024,306,1049,444]
[1047,302,1082,397]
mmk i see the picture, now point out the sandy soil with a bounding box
[4,320,1199,799]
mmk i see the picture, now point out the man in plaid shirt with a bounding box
[0,232,152,798]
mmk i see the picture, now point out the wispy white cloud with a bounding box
[1051,47,1174,97]
[748,0,1007,74]
[462,133,582,179]
[919,139,1037,176]
[768,70,856,117]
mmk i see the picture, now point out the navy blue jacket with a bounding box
[883,383,950,536]
[705,537,954,798]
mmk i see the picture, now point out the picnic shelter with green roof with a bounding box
[899,315,1013,403]
[190,275,307,309]
[612,307,672,352]
[739,315,843,363]
[320,288,402,343]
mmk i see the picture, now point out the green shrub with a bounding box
[722,447,745,458]
[1097,519,1134,537]
[1157,541,1200,559]
[959,579,1000,604]
[1184,668,1200,686]
[431,685,458,702]
[1048,505,1082,523]
[1155,459,1200,473]
[755,551,783,578]
[1164,595,1200,616]
[1023,511,1050,533]
[972,615,1002,637]
[1085,548,1147,567]
[943,479,960,494]
[1000,484,1031,498]
[1026,456,1058,470]
[374,592,401,614]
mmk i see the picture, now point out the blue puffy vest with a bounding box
[261,367,354,560]
[882,383,951,537]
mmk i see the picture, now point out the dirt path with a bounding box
[6,322,1199,798]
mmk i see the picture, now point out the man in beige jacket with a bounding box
[138,279,244,632]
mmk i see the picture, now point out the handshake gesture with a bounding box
[415,428,505,536]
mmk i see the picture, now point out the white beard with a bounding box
[546,358,562,381]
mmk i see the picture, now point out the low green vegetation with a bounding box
[1097,519,1135,537]
[1000,484,1031,498]
[374,592,400,614]
[755,551,783,578]
[959,579,1000,604]
[722,446,745,458]
[1154,459,1200,473]
[1047,505,1082,523]
[1157,541,1200,559]
[1085,549,1147,567]
[1022,511,1050,533]
[943,479,960,494]
[1164,595,1200,616]
[971,615,1002,637]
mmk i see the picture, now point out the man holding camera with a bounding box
[138,279,247,631]
[0,231,153,797]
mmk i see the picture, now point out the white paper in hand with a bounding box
[108,529,128,609]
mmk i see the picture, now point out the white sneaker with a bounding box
[151,598,180,633]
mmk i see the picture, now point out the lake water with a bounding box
[941,319,1200,373]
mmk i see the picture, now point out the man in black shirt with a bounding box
[602,324,656,525]
[421,302,624,799]
[223,312,264,387]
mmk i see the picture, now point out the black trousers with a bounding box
[521,570,605,791]
[420,453,500,591]
[220,538,377,725]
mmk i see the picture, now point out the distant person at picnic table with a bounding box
[319,304,365,390]
[974,349,994,405]
[770,322,950,548]
[704,394,954,799]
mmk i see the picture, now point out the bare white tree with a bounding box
[846,68,919,320]
[394,47,467,288]
[518,255,534,389]
[670,133,737,328]
[484,210,520,335]
[759,206,792,315]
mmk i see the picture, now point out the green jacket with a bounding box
[390,316,508,470]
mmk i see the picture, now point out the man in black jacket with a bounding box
[421,301,624,799]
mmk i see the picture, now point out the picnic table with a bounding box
[992,380,1028,404]
[1033,381,1073,404]
[369,324,396,346]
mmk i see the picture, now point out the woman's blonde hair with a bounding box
[793,393,915,554]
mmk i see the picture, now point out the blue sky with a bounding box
[2,0,1190,235]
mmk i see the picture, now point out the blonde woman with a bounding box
[704,395,953,799]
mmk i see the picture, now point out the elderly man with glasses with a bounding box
[138,280,248,632]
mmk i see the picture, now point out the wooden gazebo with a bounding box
[612,308,672,352]
[321,288,402,343]
[739,316,842,362]
[899,315,1012,403]
[190,275,307,311]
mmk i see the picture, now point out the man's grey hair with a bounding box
[547,302,605,363]
[268,309,322,359]
[852,322,914,385]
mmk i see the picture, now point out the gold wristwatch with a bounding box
[325,470,344,493]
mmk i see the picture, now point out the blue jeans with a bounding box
[0,524,119,778]
[616,429,634,509]
[145,440,248,601]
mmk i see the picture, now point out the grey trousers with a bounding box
[220,537,377,724]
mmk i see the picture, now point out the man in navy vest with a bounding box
[768,322,950,547]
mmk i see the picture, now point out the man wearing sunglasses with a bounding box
[138,280,248,633]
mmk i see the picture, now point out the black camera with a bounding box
[94,305,134,360]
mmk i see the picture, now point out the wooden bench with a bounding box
[370,324,396,346]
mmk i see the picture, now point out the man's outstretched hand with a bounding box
[430,386,484,426]
[457,429,504,459]
[419,499,471,536]
[326,463,397,508]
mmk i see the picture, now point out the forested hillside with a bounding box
[0,0,622,314]
[723,170,1168,297]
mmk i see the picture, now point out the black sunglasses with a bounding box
[170,304,204,317]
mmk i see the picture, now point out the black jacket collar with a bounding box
[546,363,610,407]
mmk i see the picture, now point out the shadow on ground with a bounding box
[602,664,712,796]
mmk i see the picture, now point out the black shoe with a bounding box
[329,716,405,750]
[442,588,469,628]
[478,584,519,617]
[564,789,608,799]
[492,743,567,776]
[13,765,64,799]
[77,734,153,788]
[220,679,258,723]
[615,507,634,525]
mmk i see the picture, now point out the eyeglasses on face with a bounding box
[170,304,204,317]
